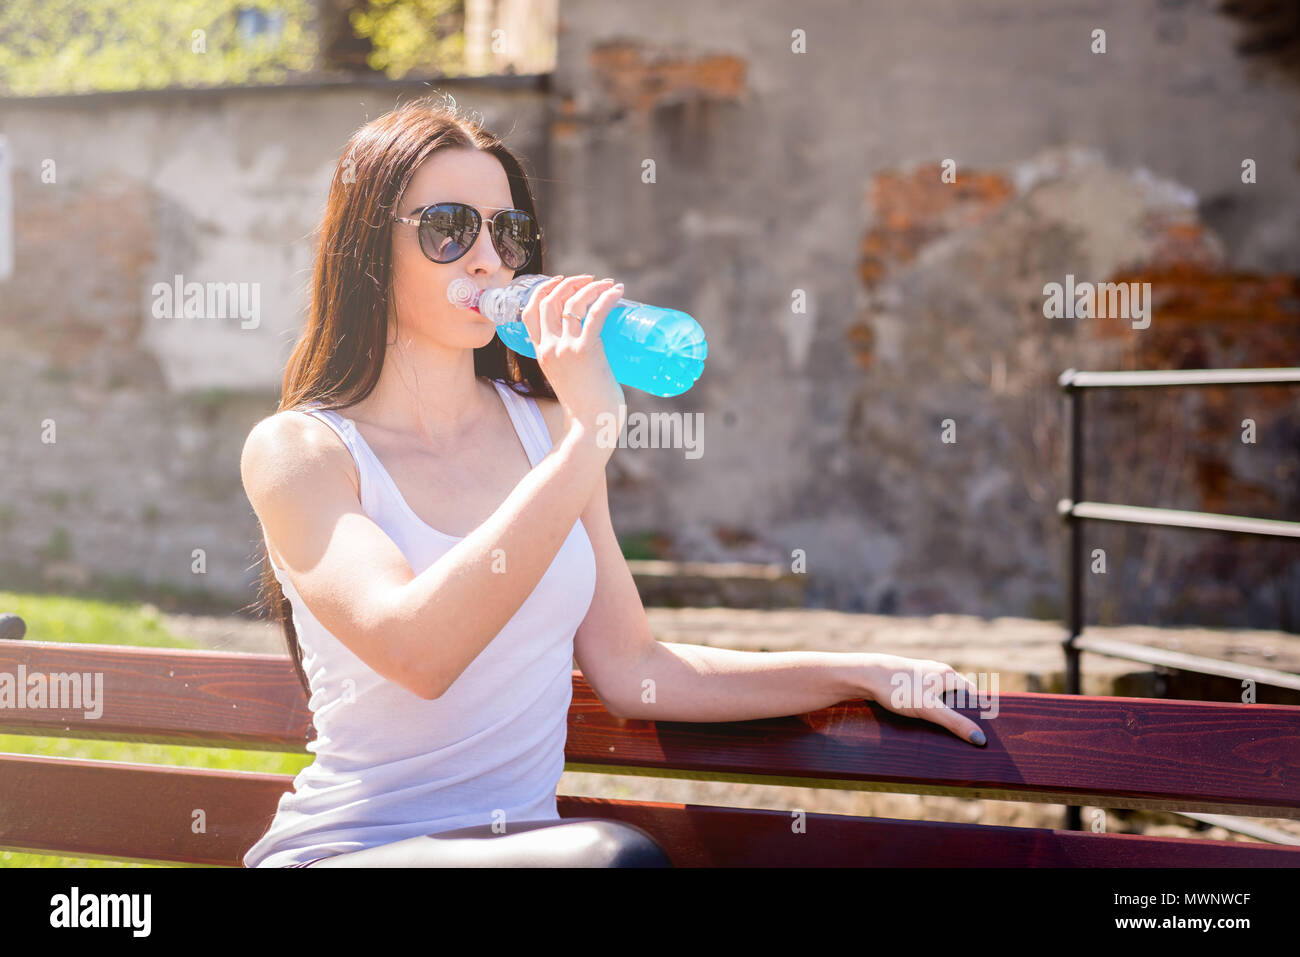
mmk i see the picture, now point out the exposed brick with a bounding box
[1140,215,1221,271]
[7,176,155,366]
[858,165,1013,288]
[854,164,1015,365]
[713,524,758,547]
[1086,265,1300,515]
[550,117,581,137]
[588,40,746,113]
[1084,266,1300,350]
[845,321,874,370]
[551,95,581,137]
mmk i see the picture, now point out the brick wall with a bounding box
[2,0,1298,629]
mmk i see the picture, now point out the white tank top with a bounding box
[243,377,597,867]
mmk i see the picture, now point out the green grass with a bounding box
[0,590,196,648]
[0,590,311,868]
[619,530,663,561]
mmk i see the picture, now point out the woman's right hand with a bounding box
[520,274,627,455]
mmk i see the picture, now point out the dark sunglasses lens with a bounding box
[419,204,479,262]
[492,211,538,268]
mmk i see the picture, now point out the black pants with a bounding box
[298,817,672,868]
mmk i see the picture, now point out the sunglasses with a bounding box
[392,202,542,270]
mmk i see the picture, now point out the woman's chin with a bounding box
[453,305,490,326]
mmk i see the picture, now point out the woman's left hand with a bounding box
[857,653,988,747]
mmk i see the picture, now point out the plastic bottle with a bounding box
[448,275,707,397]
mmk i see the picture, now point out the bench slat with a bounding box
[0,641,311,749]
[2,754,1296,867]
[3,640,1299,817]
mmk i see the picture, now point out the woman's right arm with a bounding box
[241,412,611,700]
[243,274,626,700]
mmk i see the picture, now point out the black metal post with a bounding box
[1063,378,1083,832]
[1065,384,1084,696]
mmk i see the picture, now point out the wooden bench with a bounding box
[2,635,1298,866]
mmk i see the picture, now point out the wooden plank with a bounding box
[0,640,312,749]
[2,755,1296,867]
[565,691,1300,819]
[0,753,287,866]
[2,640,1298,816]
[559,796,1300,868]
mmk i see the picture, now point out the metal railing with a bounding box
[1058,367,1300,833]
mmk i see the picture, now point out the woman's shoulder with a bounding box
[246,407,348,455]
[241,409,360,505]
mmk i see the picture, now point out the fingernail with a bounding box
[969,729,986,746]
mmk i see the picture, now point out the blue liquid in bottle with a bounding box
[454,275,708,398]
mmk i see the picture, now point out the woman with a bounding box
[240,94,986,868]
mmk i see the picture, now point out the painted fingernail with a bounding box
[969,729,986,746]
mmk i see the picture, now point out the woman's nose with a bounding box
[466,225,503,271]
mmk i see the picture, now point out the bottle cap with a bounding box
[447,277,482,312]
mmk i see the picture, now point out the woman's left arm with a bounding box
[613,642,871,722]
[564,435,987,747]
[612,642,986,748]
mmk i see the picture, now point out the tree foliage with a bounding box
[0,0,317,96]
[348,0,466,79]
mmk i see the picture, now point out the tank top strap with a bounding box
[289,403,381,508]
[295,403,366,463]
[490,379,553,467]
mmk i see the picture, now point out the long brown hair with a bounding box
[246,93,555,702]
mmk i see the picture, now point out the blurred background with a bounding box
[1,0,1299,863]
